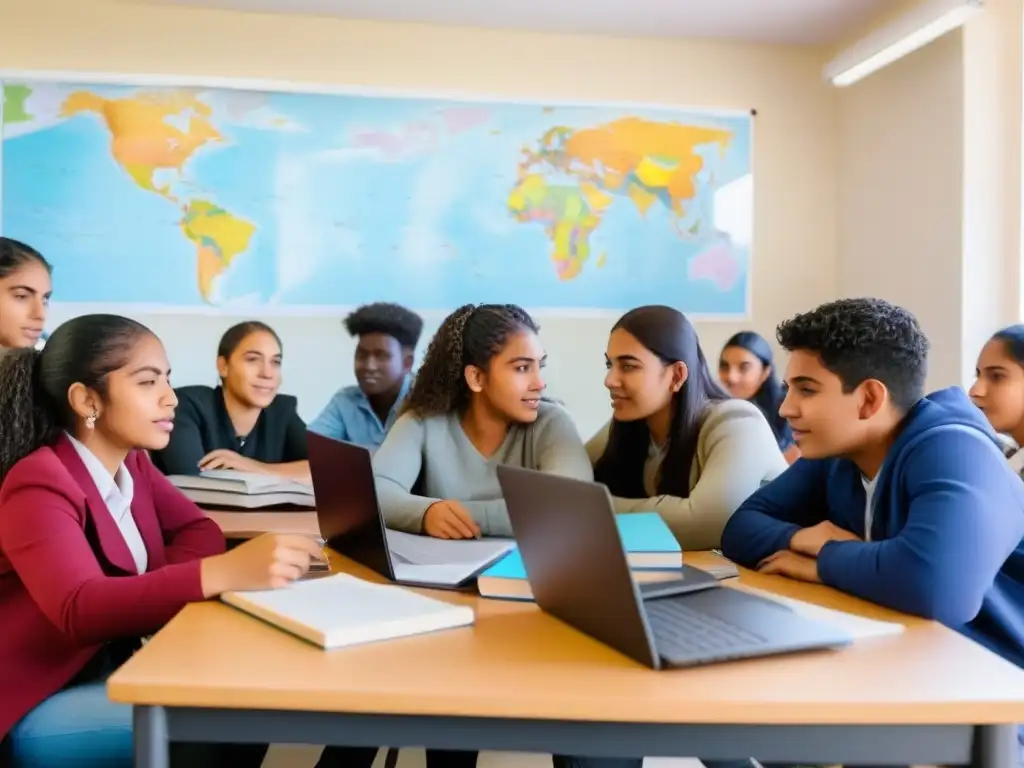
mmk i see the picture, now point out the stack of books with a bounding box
[477,512,684,600]
[168,470,315,510]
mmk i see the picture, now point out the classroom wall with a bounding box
[835,0,1023,391]
[836,31,965,389]
[0,0,839,436]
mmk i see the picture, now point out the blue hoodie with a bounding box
[721,387,1024,668]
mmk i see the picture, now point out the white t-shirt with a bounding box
[862,473,879,542]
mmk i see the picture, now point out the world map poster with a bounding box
[0,80,753,316]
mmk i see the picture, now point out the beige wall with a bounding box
[0,0,839,436]
[835,0,1023,391]
[836,31,965,389]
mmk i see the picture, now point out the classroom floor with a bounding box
[261,747,706,768]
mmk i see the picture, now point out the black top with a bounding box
[152,385,308,476]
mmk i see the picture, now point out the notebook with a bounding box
[385,530,516,587]
[169,470,315,509]
[221,572,475,649]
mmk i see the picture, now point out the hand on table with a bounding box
[423,501,481,539]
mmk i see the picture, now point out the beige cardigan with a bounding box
[586,398,787,550]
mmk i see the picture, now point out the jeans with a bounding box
[1,639,270,768]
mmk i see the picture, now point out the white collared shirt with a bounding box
[66,433,148,574]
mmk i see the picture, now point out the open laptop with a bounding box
[307,432,513,590]
[495,465,853,669]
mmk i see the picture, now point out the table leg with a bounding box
[972,725,1019,768]
[133,705,169,768]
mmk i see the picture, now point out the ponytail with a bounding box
[0,348,60,483]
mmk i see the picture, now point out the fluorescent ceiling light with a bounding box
[824,0,984,87]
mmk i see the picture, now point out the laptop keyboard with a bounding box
[645,597,767,657]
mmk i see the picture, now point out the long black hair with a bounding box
[991,325,1024,367]
[0,237,52,280]
[401,304,540,417]
[593,305,728,499]
[722,331,789,448]
[0,314,152,483]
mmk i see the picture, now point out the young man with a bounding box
[721,298,1024,669]
[309,302,423,450]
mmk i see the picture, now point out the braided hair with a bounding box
[400,304,540,417]
[0,314,151,483]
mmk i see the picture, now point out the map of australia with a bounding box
[1,81,753,315]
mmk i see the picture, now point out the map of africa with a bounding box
[1,81,752,315]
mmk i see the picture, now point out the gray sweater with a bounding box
[586,398,787,550]
[372,401,593,535]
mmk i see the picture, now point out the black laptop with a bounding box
[307,431,512,590]
[495,465,853,669]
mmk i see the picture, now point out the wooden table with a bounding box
[203,509,320,539]
[108,552,1024,768]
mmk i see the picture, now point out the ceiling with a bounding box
[129,0,892,45]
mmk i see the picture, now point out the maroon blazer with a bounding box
[0,434,226,738]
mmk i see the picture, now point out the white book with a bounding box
[385,530,515,587]
[169,470,315,509]
[169,470,314,496]
[741,586,906,640]
[221,572,475,649]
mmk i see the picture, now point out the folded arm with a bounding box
[720,459,831,566]
[816,429,1024,624]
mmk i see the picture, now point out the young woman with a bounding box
[718,331,800,463]
[970,324,1024,477]
[0,237,52,350]
[370,303,593,539]
[589,306,788,551]
[151,320,311,481]
[0,314,322,767]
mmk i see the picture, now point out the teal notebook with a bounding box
[477,512,681,601]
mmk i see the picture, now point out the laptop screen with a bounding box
[306,431,393,579]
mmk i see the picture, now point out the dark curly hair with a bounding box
[776,297,930,413]
[594,305,728,500]
[0,237,52,279]
[0,314,152,483]
[344,302,423,350]
[400,304,539,417]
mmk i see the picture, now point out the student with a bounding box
[0,314,322,767]
[372,303,592,537]
[719,331,800,463]
[721,298,1024,671]
[151,320,311,481]
[587,306,788,551]
[0,237,52,350]
[309,302,423,450]
[970,325,1024,478]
